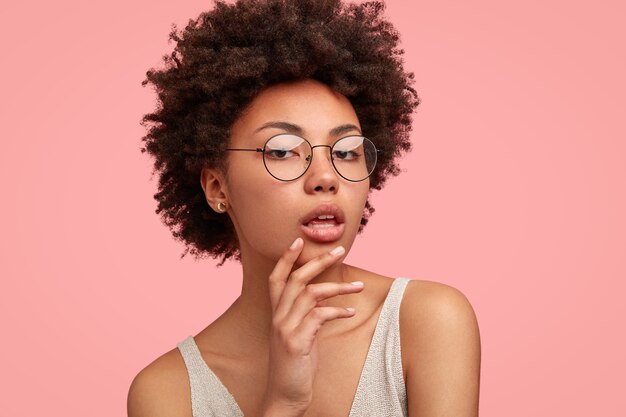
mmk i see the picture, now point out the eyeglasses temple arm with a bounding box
[225,148,264,152]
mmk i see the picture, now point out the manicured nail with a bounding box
[350,281,364,286]
[329,246,345,256]
[290,237,302,250]
[345,307,356,313]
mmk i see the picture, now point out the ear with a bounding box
[200,166,229,211]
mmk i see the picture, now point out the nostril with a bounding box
[314,184,335,192]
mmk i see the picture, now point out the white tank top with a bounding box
[177,277,411,416]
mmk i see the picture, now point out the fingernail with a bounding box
[345,307,356,313]
[350,281,364,286]
[290,238,302,250]
[329,246,345,256]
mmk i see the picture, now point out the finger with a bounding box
[274,245,345,320]
[268,237,304,314]
[284,281,364,330]
[291,306,357,345]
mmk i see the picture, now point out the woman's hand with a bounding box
[261,237,365,416]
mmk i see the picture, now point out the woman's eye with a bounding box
[333,150,360,160]
[267,149,295,159]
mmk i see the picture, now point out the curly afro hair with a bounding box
[140,0,420,267]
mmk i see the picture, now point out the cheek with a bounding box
[229,180,301,256]
[350,186,370,232]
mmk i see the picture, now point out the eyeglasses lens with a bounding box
[263,135,377,181]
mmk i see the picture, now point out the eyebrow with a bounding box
[254,121,362,137]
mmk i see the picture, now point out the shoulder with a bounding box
[127,345,192,417]
[346,266,479,336]
[399,279,481,415]
[401,279,480,330]
[399,279,481,357]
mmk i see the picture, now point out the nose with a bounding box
[303,145,339,194]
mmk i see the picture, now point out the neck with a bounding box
[224,247,358,355]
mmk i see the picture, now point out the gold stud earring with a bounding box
[216,201,228,213]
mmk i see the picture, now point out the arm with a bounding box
[127,369,185,417]
[127,357,190,417]
[404,282,482,417]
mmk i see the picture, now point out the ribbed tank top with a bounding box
[177,277,411,417]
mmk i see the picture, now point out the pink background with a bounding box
[1,0,624,415]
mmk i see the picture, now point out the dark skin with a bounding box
[137,0,421,267]
[127,80,481,417]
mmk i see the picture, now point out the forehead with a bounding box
[231,79,361,139]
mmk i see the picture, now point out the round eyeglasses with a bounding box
[226,134,380,182]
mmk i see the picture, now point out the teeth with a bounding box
[305,214,338,227]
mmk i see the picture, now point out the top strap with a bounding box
[177,336,244,417]
[348,277,411,417]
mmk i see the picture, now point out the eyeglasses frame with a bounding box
[225,133,381,182]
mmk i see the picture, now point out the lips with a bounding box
[299,203,345,226]
[299,203,346,243]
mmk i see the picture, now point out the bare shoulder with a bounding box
[401,279,480,326]
[400,279,481,354]
[127,346,192,417]
[400,279,481,416]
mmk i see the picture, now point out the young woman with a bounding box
[128,1,481,416]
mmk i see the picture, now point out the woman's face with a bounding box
[220,79,370,265]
